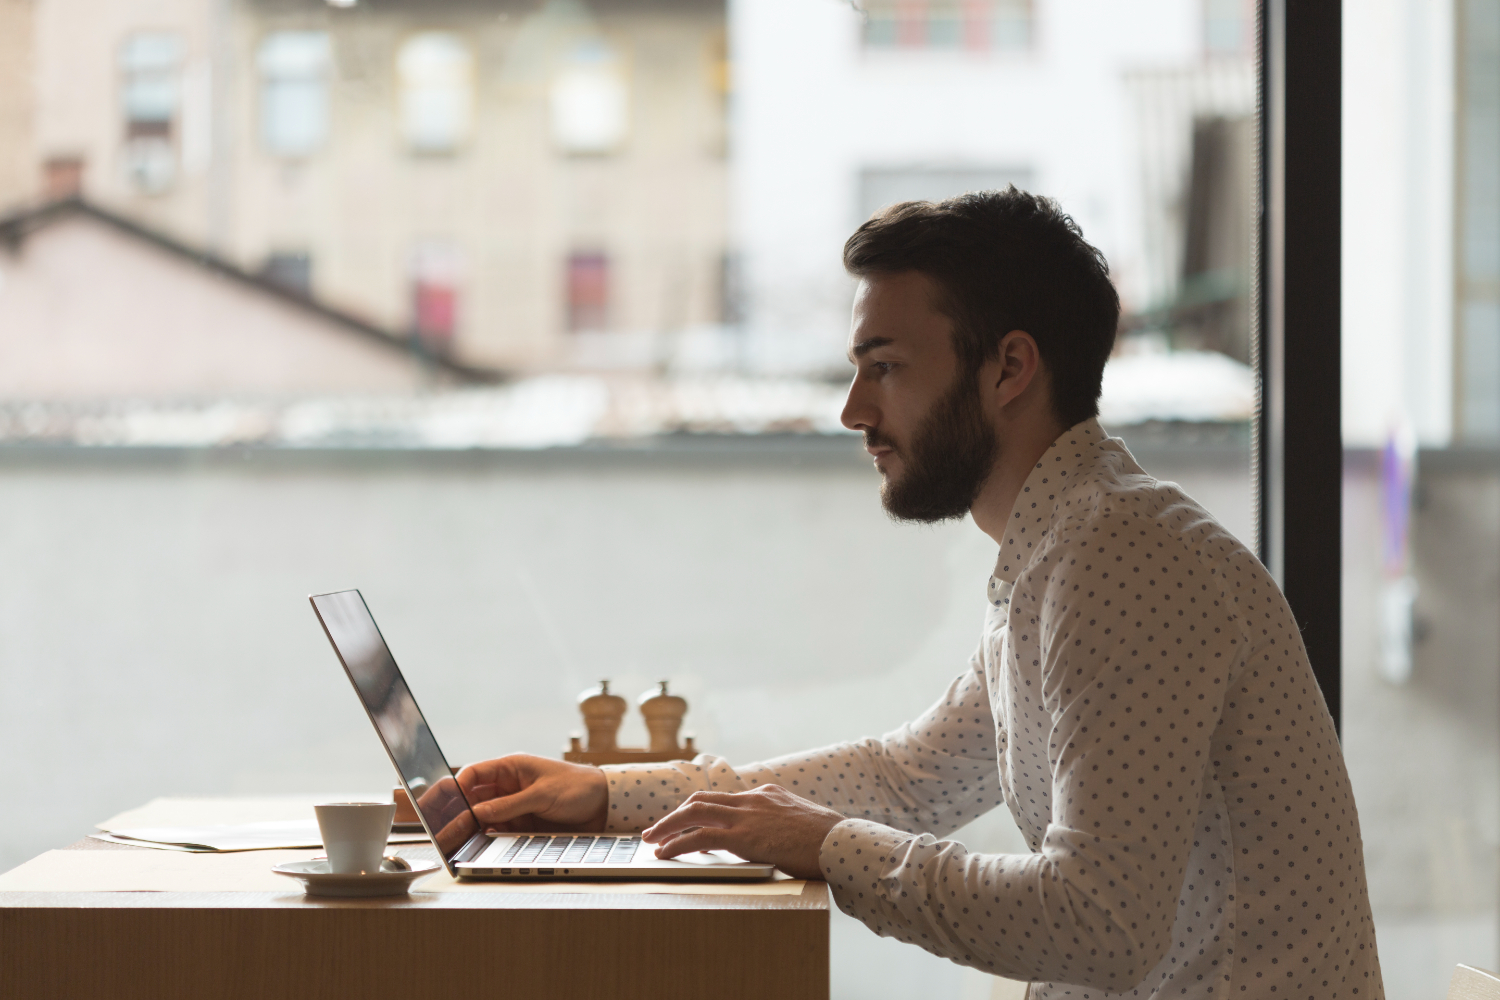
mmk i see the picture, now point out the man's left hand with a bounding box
[640,784,845,880]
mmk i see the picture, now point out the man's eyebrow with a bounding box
[848,336,895,362]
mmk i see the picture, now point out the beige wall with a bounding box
[0,0,35,212]
[0,212,437,398]
[230,2,728,371]
[28,0,728,374]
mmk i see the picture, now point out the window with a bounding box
[1340,0,1500,991]
[1456,0,1500,441]
[718,250,742,326]
[1178,115,1253,361]
[409,241,462,353]
[550,40,628,155]
[566,252,610,333]
[704,31,729,157]
[42,157,83,200]
[119,32,182,192]
[259,252,312,297]
[8,5,1298,998]
[257,32,332,157]
[861,0,1032,52]
[397,32,474,154]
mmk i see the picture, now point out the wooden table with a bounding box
[1,829,829,1000]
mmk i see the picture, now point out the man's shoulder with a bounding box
[1031,443,1260,583]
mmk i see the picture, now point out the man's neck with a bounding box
[969,415,1070,551]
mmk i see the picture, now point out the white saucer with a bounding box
[271,857,441,897]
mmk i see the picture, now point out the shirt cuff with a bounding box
[599,761,701,833]
[818,817,915,908]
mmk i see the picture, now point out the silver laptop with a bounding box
[309,589,776,882]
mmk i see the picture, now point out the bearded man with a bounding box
[456,189,1384,999]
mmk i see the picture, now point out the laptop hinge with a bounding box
[453,832,489,864]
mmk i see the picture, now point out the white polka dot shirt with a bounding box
[602,418,1384,998]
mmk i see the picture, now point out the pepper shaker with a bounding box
[638,681,687,753]
[579,680,627,752]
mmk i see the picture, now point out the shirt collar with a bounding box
[992,416,1110,582]
[986,574,1014,608]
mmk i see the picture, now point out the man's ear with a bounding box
[990,330,1041,408]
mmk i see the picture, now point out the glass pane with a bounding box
[1,1,1257,996]
[551,40,628,153]
[397,31,474,152]
[259,32,331,156]
[1343,2,1500,997]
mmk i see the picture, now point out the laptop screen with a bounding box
[310,589,482,868]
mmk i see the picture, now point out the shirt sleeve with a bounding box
[819,535,1240,989]
[602,648,1002,837]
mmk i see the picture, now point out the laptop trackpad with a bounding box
[668,849,753,865]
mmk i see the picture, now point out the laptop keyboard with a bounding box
[495,835,639,866]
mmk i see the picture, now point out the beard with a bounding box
[870,370,998,524]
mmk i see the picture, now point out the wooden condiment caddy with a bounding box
[392,766,462,826]
[562,680,697,765]
[393,681,699,823]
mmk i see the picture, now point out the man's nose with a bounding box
[840,375,875,432]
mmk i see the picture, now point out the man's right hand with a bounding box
[455,754,609,833]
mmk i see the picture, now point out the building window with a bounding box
[566,252,610,332]
[718,250,742,326]
[258,32,332,157]
[259,252,312,298]
[397,33,474,154]
[1203,0,1254,56]
[551,40,629,155]
[409,242,462,353]
[861,0,1032,52]
[43,157,84,201]
[119,32,183,192]
[704,31,729,158]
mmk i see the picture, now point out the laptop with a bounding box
[309,589,776,882]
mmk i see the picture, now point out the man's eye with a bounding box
[872,361,896,374]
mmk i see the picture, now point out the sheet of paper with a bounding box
[88,832,430,854]
[101,820,428,852]
[0,849,806,896]
[89,833,209,853]
[95,796,428,852]
[97,794,393,831]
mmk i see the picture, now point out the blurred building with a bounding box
[17,0,729,374]
[1341,0,1497,448]
[9,0,1267,391]
[0,0,1267,437]
[0,199,468,402]
[0,0,34,210]
[1175,113,1252,362]
[727,0,1257,374]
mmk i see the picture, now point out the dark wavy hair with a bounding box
[842,188,1120,428]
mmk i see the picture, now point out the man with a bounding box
[456,189,1384,998]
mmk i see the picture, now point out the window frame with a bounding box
[1255,0,1343,730]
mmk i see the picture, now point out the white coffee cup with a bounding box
[314,802,396,875]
